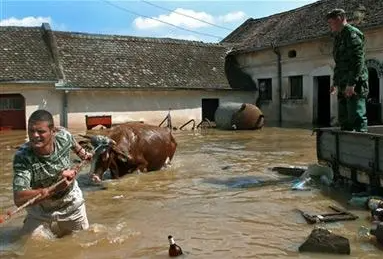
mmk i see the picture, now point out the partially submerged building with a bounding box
[1,24,257,130]
[222,0,383,126]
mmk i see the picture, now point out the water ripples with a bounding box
[0,128,381,258]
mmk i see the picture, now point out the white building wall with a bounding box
[1,85,256,130]
[235,26,383,125]
[66,89,256,129]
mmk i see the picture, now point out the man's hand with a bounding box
[53,169,77,193]
[62,169,78,183]
[38,188,52,200]
[330,85,337,95]
[73,141,94,161]
[90,173,102,183]
[344,85,356,97]
[83,151,93,161]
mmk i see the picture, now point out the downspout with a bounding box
[272,43,282,127]
[41,23,68,127]
[63,89,69,128]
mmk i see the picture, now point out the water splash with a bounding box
[77,222,141,248]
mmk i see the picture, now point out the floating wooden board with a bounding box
[270,166,307,177]
[297,205,358,224]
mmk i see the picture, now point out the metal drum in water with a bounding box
[214,102,264,130]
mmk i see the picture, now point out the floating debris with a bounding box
[297,205,358,224]
[168,235,183,257]
[291,177,312,191]
[270,166,307,177]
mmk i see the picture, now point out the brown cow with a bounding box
[81,123,177,182]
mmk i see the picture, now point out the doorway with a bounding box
[202,98,219,121]
[367,68,381,125]
[314,76,331,127]
[0,94,26,130]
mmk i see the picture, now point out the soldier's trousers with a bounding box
[338,95,368,132]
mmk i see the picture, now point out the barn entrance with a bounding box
[367,67,381,125]
[0,94,26,130]
[202,98,219,121]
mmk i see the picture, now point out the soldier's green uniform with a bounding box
[332,22,369,132]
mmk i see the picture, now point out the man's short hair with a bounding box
[28,109,54,128]
[326,8,346,20]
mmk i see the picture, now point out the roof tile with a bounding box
[222,0,383,53]
[0,26,57,81]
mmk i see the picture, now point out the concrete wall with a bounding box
[235,26,383,125]
[66,89,257,129]
[1,84,63,128]
[1,84,256,130]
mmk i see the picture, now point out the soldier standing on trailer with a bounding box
[327,8,369,132]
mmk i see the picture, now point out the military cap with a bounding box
[326,8,346,20]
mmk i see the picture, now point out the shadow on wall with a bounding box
[224,54,258,91]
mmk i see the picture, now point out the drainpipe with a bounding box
[62,90,68,128]
[272,43,282,127]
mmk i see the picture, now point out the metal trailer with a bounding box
[315,126,383,189]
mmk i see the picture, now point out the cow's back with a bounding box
[111,123,177,171]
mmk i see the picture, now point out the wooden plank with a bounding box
[270,166,307,177]
[297,206,358,225]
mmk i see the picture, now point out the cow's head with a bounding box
[83,135,130,182]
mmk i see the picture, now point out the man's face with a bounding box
[28,121,54,150]
[327,17,343,32]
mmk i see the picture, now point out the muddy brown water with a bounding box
[0,127,382,259]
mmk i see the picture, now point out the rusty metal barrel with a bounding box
[214,102,264,130]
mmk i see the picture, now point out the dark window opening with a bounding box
[289,76,303,99]
[288,50,297,58]
[0,96,24,110]
[258,78,272,100]
[367,68,381,125]
[202,98,219,122]
[315,76,331,127]
[0,94,26,130]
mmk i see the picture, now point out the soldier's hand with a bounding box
[330,85,337,95]
[345,85,355,97]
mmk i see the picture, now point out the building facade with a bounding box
[1,24,257,130]
[222,0,383,126]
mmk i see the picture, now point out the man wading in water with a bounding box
[327,8,369,132]
[13,109,93,238]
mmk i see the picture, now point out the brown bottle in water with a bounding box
[168,235,183,257]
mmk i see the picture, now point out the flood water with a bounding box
[0,127,382,258]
